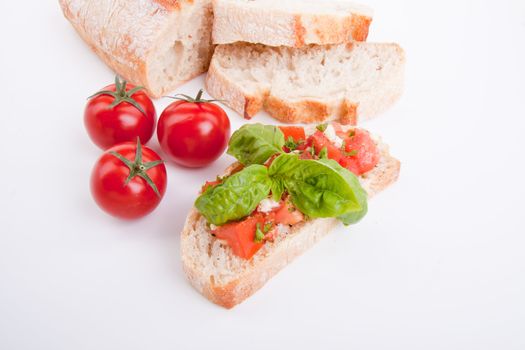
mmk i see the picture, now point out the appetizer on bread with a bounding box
[181,123,400,308]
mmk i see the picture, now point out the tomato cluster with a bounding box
[85,77,231,219]
[280,125,380,176]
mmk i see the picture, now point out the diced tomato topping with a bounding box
[201,180,222,193]
[280,126,307,152]
[307,131,343,161]
[338,157,362,175]
[299,149,314,160]
[295,142,308,151]
[213,214,268,260]
[274,201,304,226]
[212,200,305,260]
[279,126,306,143]
[340,129,380,175]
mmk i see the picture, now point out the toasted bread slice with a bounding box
[181,129,400,308]
[212,0,373,47]
[205,42,405,125]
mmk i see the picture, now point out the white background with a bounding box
[1,1,524,349]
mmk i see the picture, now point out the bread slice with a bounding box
[59,0,214,98]
[205,42,405,125]
[212,0,373,47]
[181,129,400,308]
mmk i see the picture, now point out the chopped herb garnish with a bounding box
[284,136,304,151]
[316,123,328,132]
[319,147,328,159]
[263,222,273,233]
[254,223,265,243]
[341,139,358,156]
[348,130,356,137]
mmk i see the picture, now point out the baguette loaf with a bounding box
[59,0,214,98]
[181,128,400,308]
[212,0,373,47]
[205,42,405,125]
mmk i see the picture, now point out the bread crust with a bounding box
[212,0,373,47]
[59,0,212,98]
[181,136,400,308]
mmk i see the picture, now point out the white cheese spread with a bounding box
[323,124,344,148]
[258,198,280,213]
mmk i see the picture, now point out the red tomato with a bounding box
[340,129,380,175]
[279,126,306,142]
[274,201,304,226]
[90,139,167,219]
[213,214,267,260]
[338,157,362,175]
[308,131,343,161]
[300,150,314,160]
[212,199,305,259]
[157,90,230,168]
[280,126,307,152]
[84,76,156,150]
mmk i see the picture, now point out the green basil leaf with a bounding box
[194,165,271,226]
[317,158,368,225]
[227,124,285,165]
[268,154,364,219]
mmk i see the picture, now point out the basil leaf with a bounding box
[194,165,271,226]
[268,154,364,218]
[227,124,285,165]
[317,158,368,225]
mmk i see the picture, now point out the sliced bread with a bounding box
[206,42,405,125]
[181,126,400,308]
[212,0,373,47]
[59,0,214,98]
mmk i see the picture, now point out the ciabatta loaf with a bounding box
[205,42,405,125]
[59,0,214,98]
[181,128,400,309]
[212,0,373,47]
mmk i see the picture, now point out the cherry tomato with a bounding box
[90,139,167,219]
[157,90,230,168]
[85,76,156,150]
